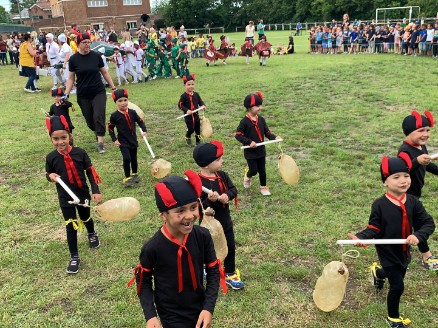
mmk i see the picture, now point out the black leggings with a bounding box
[184,115,201,141]
[376,265,407,318]
[120,146,138,177]
[77,92,107,137]
[433,43,438,56]
[61,205,95,257]
[246,157,267,186]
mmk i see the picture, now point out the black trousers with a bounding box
[246,157,267,186]
[61,205,95,257]
[184,115,200,141]
[120,146,138,177]
[377,265,407,318]
[77,92,107,137]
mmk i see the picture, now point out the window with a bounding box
[92,23,104,31]
[87,0,108,7]
[126,21,137,30]
[123,0,142,5]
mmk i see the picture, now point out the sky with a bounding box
[0,0,11,12]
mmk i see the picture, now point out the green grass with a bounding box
[1,30,438,327]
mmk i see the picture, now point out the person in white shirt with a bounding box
[58,34,73,86]
[133,41,148,82]
[425,23,434,57]
[124,41,138,83]
[112,46,129,86]
[46,33,64,89]
[98,47,109,86]
[245,21,255,44]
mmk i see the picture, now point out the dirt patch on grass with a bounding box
[42,297,73,313]
[0,172,21,192]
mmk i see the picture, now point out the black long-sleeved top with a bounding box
[356,194,435,268]
[235,114,276,159]
[136,226,219,328]
[46,147,100,207]
[108,109,147,148]
[49,101,75,131]
[178,91,205,115]
[199,171,237,229]
[398,141,438,197]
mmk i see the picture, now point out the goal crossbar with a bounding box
[375,6,421,24]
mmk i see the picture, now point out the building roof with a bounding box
[30,0,51,11]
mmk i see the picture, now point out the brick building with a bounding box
[33,0,151,34]
[29,0,52,23]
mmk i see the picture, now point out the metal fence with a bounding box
[0,23,33,34]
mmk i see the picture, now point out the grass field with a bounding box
[1,30,438,328]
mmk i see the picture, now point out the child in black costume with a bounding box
[45,115,102,274]
[398,110,438,270]
[193,140,245,290]
[128,170,225,328]
[108,89,147,187]
[348,154,435,328]
[235,91,281,196]
[178,74,206,146]
[49,88,75,132]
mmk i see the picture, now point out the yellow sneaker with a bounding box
[243,166,251,188]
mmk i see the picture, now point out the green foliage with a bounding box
[0,6,10,23]
[8,0,37,14]
[157,0,438,28]
[1,31,438,327]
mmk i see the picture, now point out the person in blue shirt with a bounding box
[257,19,265,41]
[418,24,427,56]
[349,26,358,54]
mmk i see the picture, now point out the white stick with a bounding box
[241,138,283,149]
[430,153,438,160]
[55,177,80,204]
[139,127,155,159]
[176,107,204,120]
[336,239,407,245]
[184,178,212,194]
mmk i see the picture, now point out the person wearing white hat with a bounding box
[46,33,64,89]
[98,47,109,86]
[111,46,129,86]
[123,41,138,83]
[133,41,148,82]
[58,34,73,87]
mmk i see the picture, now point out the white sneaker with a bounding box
[260,186,271,196]
[70,89,76,94]
[24,87,35,93]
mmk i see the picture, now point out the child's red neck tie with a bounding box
[162,224,197,292]
[386,192,410,252]
[58,146,83,188]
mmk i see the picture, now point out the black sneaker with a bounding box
[88,232,100,248]
[206,62,209,67]
[370,262,385,291]
[385,317,412,327]
[97,142,105,154]
[185,138,192,146]
[66,257,80,274]
[122,177,135,187]
[130,174,141,183]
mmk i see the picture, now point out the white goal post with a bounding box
[375,6,421,24]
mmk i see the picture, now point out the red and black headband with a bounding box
[112,88,128,102]
[380,152,412,182]
[183,74,195,84]
[155,170,202,212]
[192,140,224,167]
[46,115,70,135]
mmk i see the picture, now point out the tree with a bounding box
[9,0,37,14]
[0,6,11,23]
